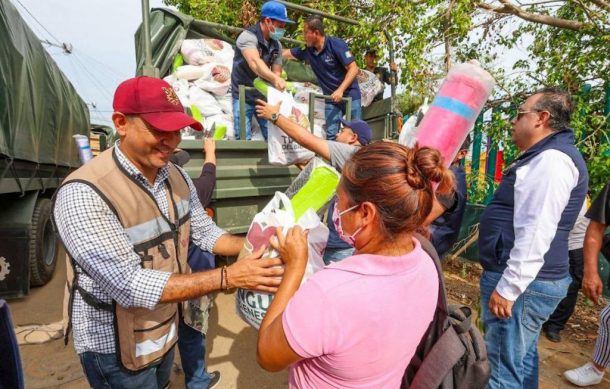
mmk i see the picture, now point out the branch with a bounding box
[574,0,606,31]
[590,0,610,13]
[477,0,586,31]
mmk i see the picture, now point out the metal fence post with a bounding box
[469,114,483,199]
[239,85,246,140]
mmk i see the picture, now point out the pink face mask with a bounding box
[332,202,363,246]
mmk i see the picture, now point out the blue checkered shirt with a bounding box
[53,144,224,354]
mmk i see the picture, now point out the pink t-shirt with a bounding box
[282,238,439,388]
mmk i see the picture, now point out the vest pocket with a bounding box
[132,305,178,359]
[116,303,179,371]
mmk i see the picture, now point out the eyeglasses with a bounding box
[513,110,539,120]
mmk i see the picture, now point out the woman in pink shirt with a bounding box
[257,142,454,388]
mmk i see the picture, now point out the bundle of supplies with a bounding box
[236,158,340,329]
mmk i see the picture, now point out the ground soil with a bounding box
[7,250,610,388]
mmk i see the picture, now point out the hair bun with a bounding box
[412,147,445,184]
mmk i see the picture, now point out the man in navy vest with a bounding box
[231,1,293,140]
[478,88,588,388]
[283,16,361,141]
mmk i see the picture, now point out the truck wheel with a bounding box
[29,198,58,286]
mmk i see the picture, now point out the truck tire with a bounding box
[29,198,58,286]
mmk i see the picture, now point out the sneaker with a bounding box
[543,328,561,343]
[207,370,221,389]
[564,362,604,387]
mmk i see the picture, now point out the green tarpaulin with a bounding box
[135,7,317,82]
[0,0,89,168]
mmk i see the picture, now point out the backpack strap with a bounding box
[410,307,474,389]
[414,233,449,315]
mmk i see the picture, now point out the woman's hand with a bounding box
[255,99,281,121]
[203,137,216,164]
[270,226,308,269]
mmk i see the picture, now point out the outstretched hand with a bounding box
[255,99,281,121]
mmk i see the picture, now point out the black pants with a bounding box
[543,248,584,332]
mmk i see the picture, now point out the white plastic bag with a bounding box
[293,82,325,120]
[175,65,207,81]
[193,63,231,96]
[181,38,235,66]
[235,192,328,329]
[267,87,315,166]
[214,93,233,115]
[189,86,223,117]
[357,69,384,107]
[398,97,429,147]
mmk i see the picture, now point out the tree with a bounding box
[164,0,609,193]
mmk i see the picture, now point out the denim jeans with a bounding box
[232,98,268,140]
[324,99,362,140]
[178,318,212,389]
[323,247,355,265]
[480,271,570,389]
[79,347,175,389]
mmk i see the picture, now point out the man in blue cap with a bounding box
[256,98,370,262]
[283,15,361,141]
[231,1,294,140]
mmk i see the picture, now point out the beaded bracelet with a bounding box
[220,266,225,290]
[223,265,230,290]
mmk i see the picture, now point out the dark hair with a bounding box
[460,134,471,151]
[304,15,325,35]
[532,87,574,131]
[341,143,454,236]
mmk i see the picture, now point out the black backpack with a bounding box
[402,236,491,389]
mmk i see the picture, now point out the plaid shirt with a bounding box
[54,144,225,354]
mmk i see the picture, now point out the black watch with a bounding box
[271,112,280,124]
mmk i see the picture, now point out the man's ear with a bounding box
[112,112,129,137]
[538,110,552,127]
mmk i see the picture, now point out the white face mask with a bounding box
[332,202,363,246]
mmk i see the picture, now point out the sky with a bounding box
[10,0,533,129]
[11,0,172,126]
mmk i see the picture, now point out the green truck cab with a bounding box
[0,0,90,298]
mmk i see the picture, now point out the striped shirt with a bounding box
[53,143,225,354]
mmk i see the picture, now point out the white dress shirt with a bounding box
[495,149,580,301]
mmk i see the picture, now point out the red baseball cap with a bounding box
[113,76,203,132]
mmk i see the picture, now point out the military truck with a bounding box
[134,6,399,233]
[0,0,90,298]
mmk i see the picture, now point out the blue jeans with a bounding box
[480,271,570,389]
[324,99,362,140]
[79,347,175,389]
[232,98,268,140]
[323,247,355,265]
[178,318,211,389]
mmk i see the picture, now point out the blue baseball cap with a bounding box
[261,1,294,24]
[340,119,373,145]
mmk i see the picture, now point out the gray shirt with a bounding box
[327,141,359,171]
[236,30,282,66]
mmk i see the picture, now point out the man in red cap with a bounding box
[53,76,283,388]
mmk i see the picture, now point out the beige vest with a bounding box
[60,147,191,372]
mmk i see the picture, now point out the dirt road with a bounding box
[7,255,608,388]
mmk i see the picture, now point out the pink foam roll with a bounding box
[439,74,490,109]
[416,107,470,163]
